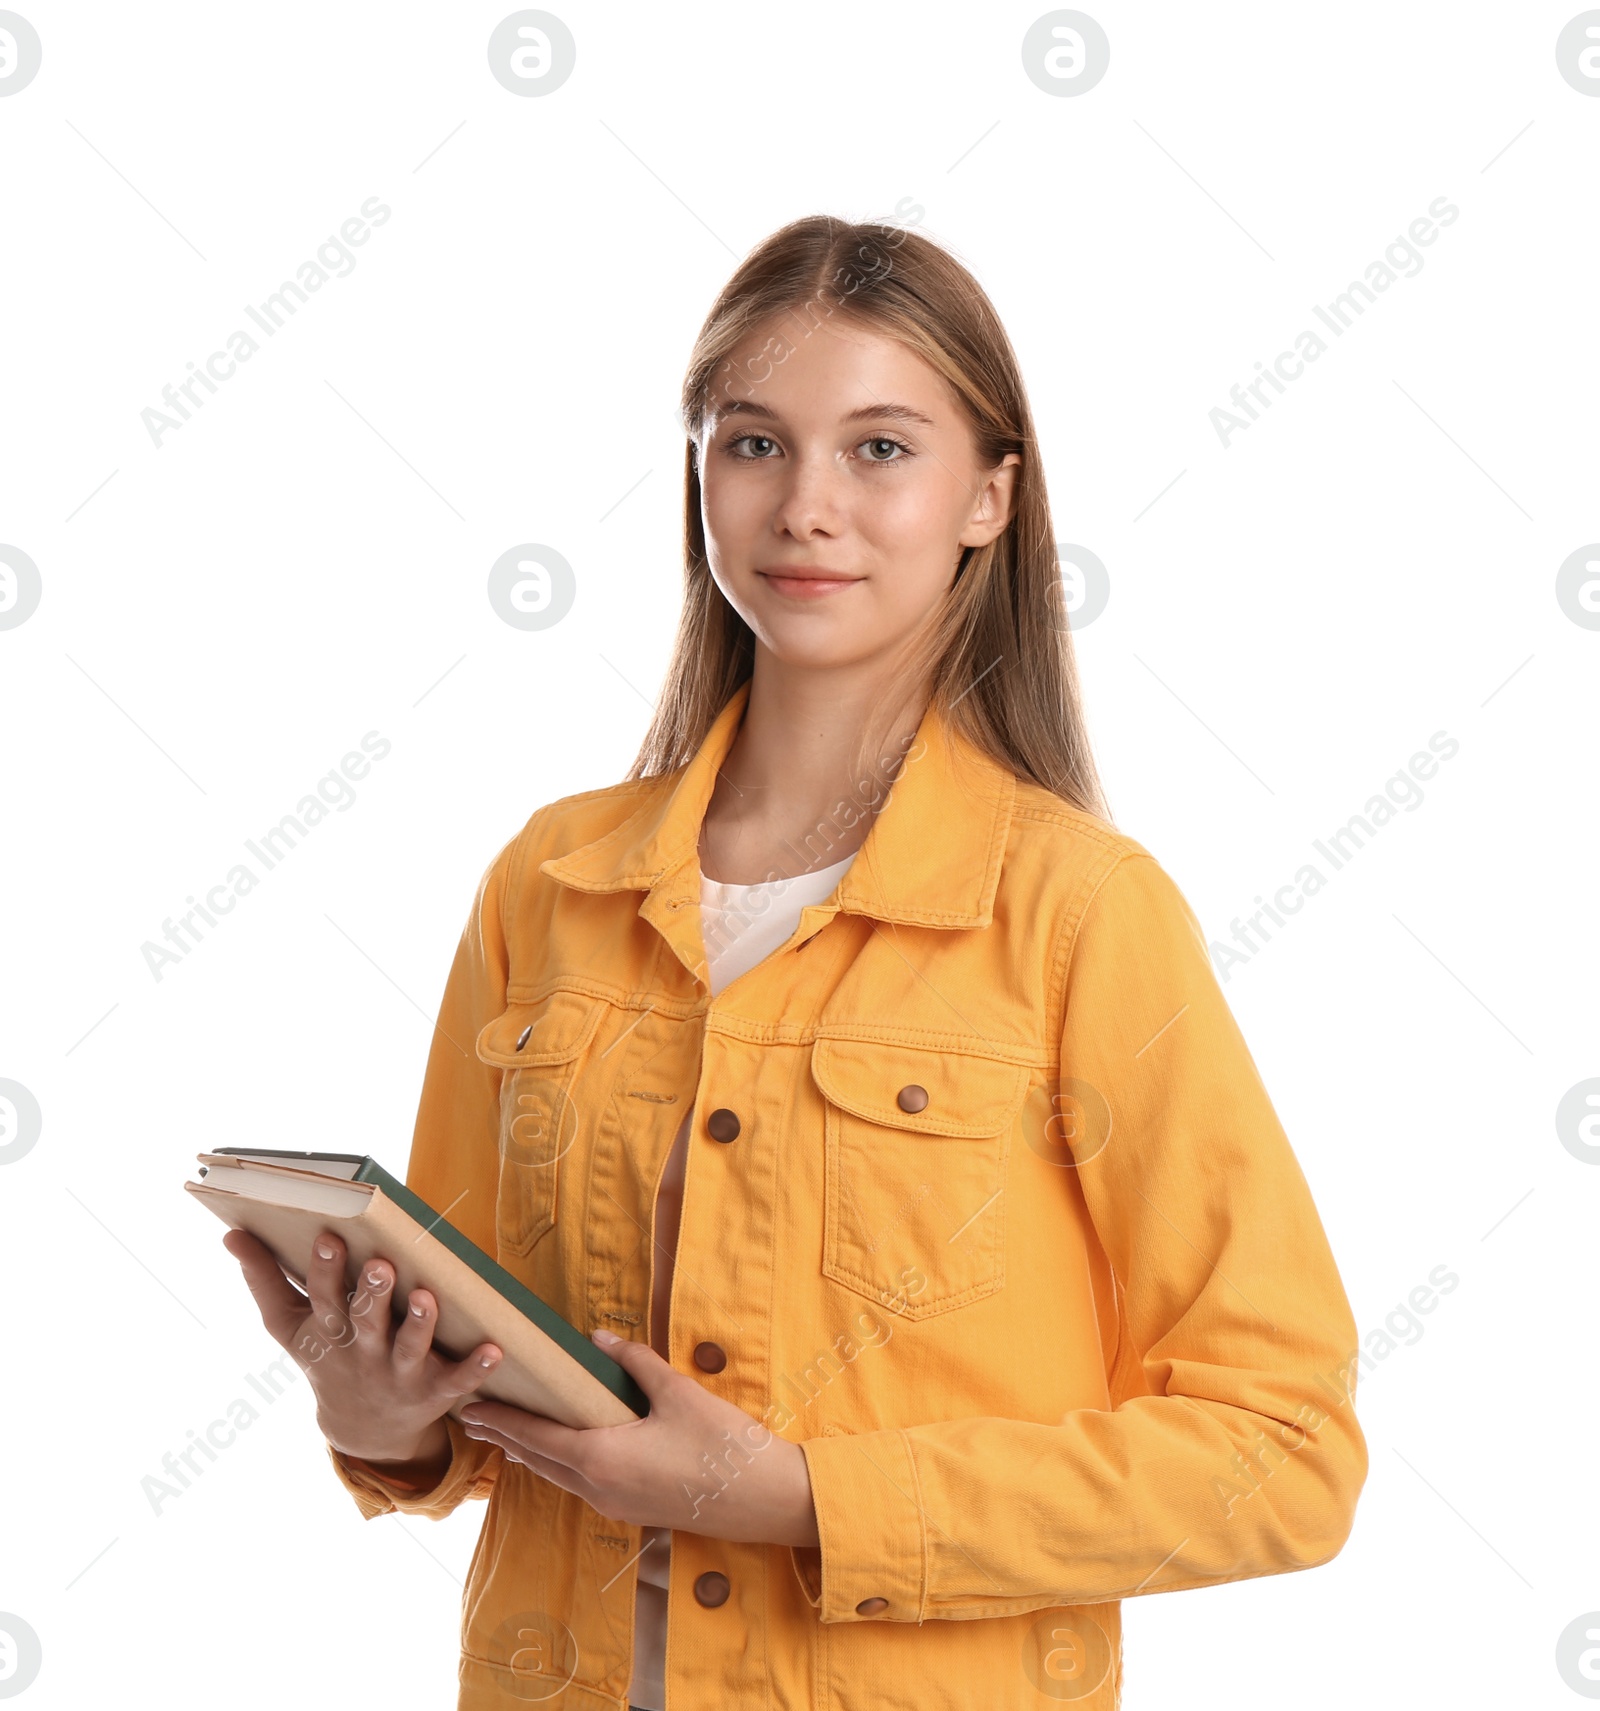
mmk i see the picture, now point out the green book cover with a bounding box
[212,1147,649,1417]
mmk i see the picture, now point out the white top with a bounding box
[627,847,858,1711]
[700,848,858,995]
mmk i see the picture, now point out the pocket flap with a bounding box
[810,1036,1030,1137]
[476,991,603,1068]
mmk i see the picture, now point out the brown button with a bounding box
[693,1570,731,1607]
[855,1596,889,1616]
[692,1341,727,1373]
[896,1084,929,1113]
[706,1107,741,1143]
[515,1024,532,1050]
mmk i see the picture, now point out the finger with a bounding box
[303,1229,354,1355]
[460,1421,521,1458]
[345,1256,397,1351]
[431,1334,505,1398]
[590,1328,681,1403]
[223,1227,309,1297]
[460,1404,583,1470]
[390,1287,440,1368]
[461,1429,613,1515]
[462,1422,579,1478]
[222,1229,310,1350]
[387,1285,501,1393]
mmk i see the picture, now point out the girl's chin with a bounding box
[752,631,879,672]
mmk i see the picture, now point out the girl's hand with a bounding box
[222,1227,504,1467]
[459,1329,821,1548]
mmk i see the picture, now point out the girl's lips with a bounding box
[758,573,862,599]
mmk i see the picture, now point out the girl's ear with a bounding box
[959,452,1022,548]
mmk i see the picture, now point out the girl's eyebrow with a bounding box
[842,401,937,428]
[709,399,937,430]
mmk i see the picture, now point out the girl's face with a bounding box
[695,314,1020,675]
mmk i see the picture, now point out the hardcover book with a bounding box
[185,1147,647,1426]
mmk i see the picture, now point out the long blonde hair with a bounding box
[626,213,1110,822]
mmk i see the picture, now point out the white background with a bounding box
[2,2,1597,1706]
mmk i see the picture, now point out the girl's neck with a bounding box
[697,654,928,885]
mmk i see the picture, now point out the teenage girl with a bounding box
[226,215,1367,1711]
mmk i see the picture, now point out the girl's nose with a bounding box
[770,452,848,540]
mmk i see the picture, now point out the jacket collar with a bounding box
[539,678,1017,930]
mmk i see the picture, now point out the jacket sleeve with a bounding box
[325,833,525,1520]
[794,849,1368,1622]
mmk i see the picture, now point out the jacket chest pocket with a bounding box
[811,1036,1031,1322]
[476,991,603,1259]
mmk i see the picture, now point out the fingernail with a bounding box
[315,1241,334,1260]
[593,1328,621,1346]
[479,1352,497,1367]
[461,1412,482,1426]
[365,1268,384,1288]
[410,1303,426,1317]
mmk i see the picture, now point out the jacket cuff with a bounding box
[798,1429,927,1622]
[325,1415,501,1520]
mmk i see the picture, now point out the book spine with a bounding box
[351,1159,647,1417]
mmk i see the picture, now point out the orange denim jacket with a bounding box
[325,677,1367,1709]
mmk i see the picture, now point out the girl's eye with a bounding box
[858,435,911,464]
[727,434,779,460]
[723,431,914,464]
